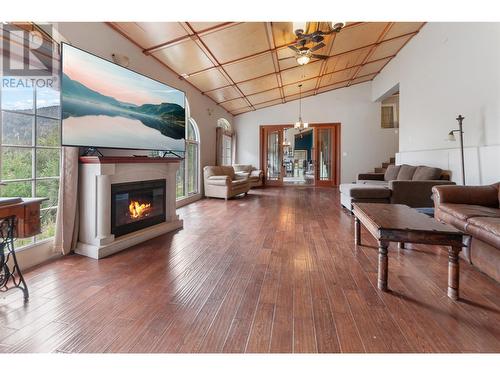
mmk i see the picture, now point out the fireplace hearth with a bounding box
[111,179,166,237]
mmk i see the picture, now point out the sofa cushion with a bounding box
[249,170,262,178]
[439,203,500,221]
[396,164,417,180]
[412,166,442,181]
[204,165,235,179]
[231,179,249,188]
[435,209,469,232]
[356,180,389,187]
[384,164,401,181]
[207,175,230,186]
[466,217,500,249]
[233,164,253,173]
[340,183,391,199]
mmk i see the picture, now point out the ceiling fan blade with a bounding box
[309,42,326,52]
[288,45,301,53]
[311,54,329,60]
[278,56,297,61]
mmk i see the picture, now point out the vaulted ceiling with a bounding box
[109,22,424,116]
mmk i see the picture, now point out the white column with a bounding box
[96,170,114,245]
[165,162,180,222]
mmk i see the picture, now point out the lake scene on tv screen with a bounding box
[61,44,186,151]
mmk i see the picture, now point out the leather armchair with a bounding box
[203,166,250,200]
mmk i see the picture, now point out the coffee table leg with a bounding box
[354,217,361,245]
[377,241,389,291]
[447,246,461,300]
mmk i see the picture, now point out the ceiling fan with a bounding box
[284,42,329,66]
[280,21,345,66]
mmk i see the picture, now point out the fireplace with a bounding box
[111,179,166,237]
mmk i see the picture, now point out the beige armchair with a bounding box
[233,164,263,188]
[203,166,250,200]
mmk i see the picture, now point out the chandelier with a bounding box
[294,84,309,131]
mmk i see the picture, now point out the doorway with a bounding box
[260,123,340,187]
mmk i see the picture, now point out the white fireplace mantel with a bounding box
[75,156,183,259]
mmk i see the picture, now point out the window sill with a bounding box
[14,237,54,253]
[176,193,201,208]
[9,237,59,271]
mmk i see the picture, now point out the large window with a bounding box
[176,117,200,200]
[222,134,232,166]
[0,85,61,248]
[217,118,233,166]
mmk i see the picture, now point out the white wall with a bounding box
[234,82,398,183]
[56,22,233,183]
[372,22,500,185]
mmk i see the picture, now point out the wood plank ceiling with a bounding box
[108,22,424,116]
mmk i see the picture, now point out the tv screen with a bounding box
[61,43,186,152]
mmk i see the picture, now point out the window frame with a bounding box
[217,118,233,167]
[0,87,61,249]
[176,115,200,201]
[222,133,232,166]
[185,118,200,196]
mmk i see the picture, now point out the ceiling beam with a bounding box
[347,22,394,86]
[184,22,255,111]
[265,22,285,103]
[209,54,395,103]
[142,22,239,55]
[105,22,227,112]
[198,30,419,92]
[230,71,378,115]
[313,27,338,95]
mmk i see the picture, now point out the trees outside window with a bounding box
[176,116,200,200]
[0,85,61,249]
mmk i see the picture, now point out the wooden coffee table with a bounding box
[352,203,467,300]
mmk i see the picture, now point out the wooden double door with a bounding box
[260,123,340,187]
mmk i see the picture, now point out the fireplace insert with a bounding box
[111,179,166,237]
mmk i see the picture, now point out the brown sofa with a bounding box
[433,183,500,282]
[340,164,455,211]
[233,164,263,188]
[203,166,250,200]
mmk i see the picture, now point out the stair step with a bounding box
[382,162,393,169]
[374,167,386,173]
[390,157,396,164]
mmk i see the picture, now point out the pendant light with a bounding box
[294,84,309,131]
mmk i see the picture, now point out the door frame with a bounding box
[259,123,341,187]
[261,125,284,186]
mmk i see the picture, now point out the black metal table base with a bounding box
[1,216,29,301]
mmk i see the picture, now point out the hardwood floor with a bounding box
[1,187,499,353]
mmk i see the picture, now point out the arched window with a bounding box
[176,100,200,200]
[216,118,234,166]
[186,118,200,195]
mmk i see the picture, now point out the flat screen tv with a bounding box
[61,43,186,152]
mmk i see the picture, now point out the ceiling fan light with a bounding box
[331,22,345,32]
[293,21,307,35]
[296,54,310,65]
[303,122,309,128]
[294,121,301,129]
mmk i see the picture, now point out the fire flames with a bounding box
[129,200,152,219]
